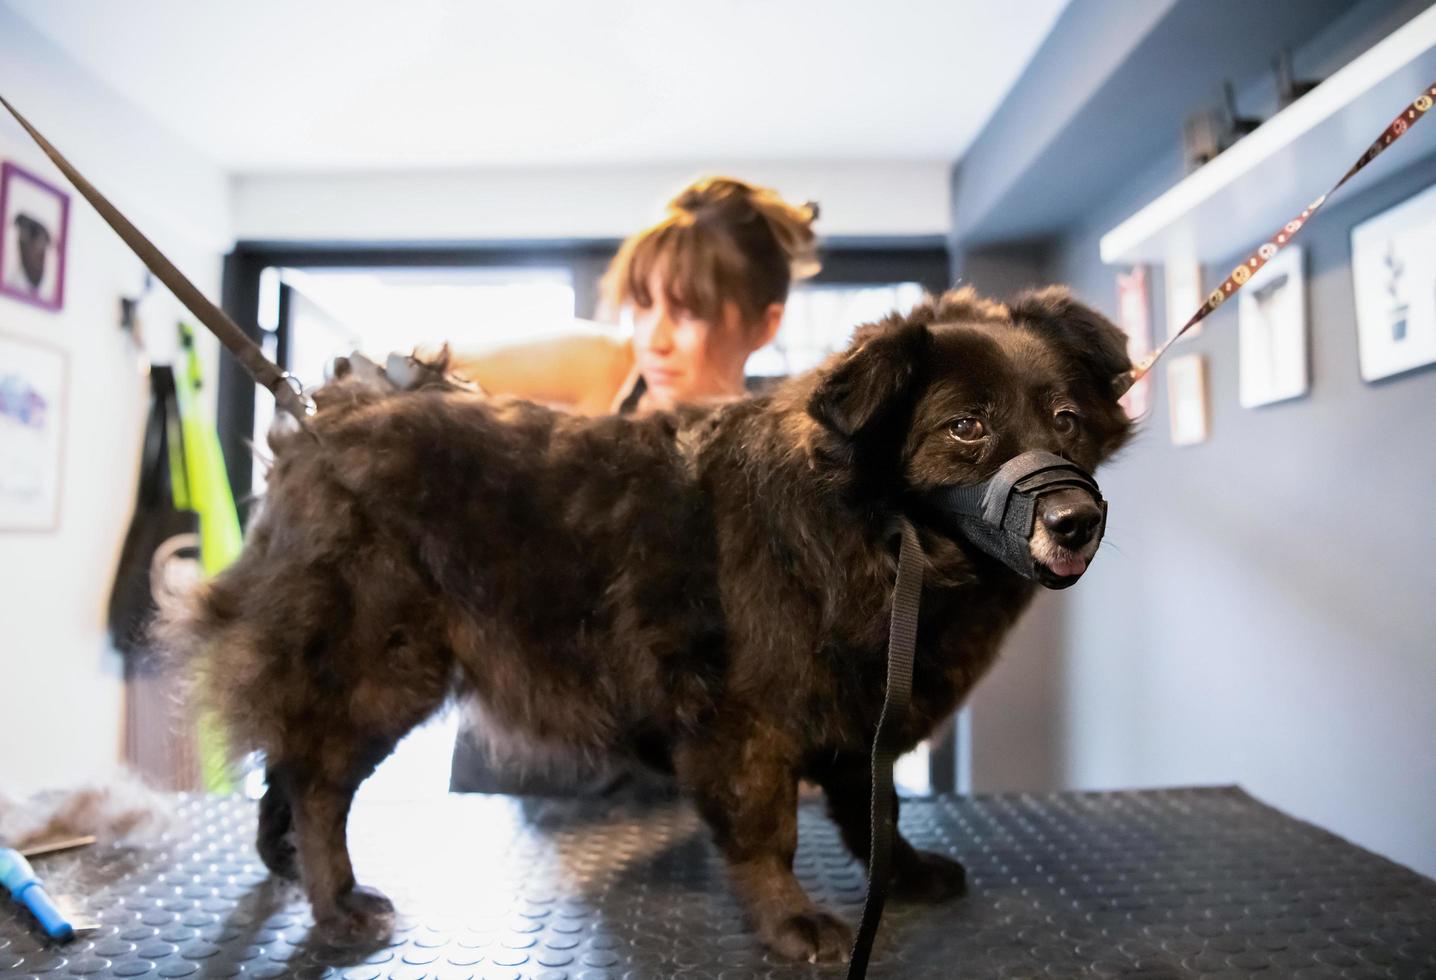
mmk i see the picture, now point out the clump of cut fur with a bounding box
[0,774,174,853]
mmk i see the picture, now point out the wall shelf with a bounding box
[1100,6,1436,266]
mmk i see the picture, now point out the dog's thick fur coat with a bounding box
[165,285,1133,962]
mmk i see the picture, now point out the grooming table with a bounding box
[2,789,1433,979]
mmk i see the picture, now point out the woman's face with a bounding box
[629,272,770,409]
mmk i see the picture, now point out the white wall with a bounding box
[232,161,951,242]
[0,6,231,793]
[0,11,949,797]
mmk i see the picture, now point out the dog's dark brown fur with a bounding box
[164,285,1132,963]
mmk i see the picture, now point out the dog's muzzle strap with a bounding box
[926,451,1106,580]
[847,517,922,979]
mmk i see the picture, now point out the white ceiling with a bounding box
[4,0,1069,173]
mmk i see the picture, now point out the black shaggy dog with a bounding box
[165,285,1132,964]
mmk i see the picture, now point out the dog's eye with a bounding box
[1053,409,1080,436]
[948,417,987,443]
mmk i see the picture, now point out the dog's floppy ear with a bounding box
[809,314,930,437]
[1008,286,1131,397]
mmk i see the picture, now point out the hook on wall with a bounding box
[119,270,155,375]
[119,270,154,336]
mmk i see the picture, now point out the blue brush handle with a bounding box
[0,847,75,942]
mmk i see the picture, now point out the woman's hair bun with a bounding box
[666,177,821,281]
[603,175,821,327]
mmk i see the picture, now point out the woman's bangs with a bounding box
[613,218,750,326]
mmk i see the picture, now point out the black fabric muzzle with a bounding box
[922,451,1107,582]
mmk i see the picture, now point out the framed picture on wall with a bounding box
[0,161,70,312]
[1351,181,1436,382]
[1167,353,1208,446]
[1116,264,1152,419]
[1238,246,1308,408]
[0,331,68,531]
[1165,259,1204,341]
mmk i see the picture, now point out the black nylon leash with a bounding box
[846,518,923,978]
[0,94,315,427]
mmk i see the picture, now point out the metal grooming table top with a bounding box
[2,788,1434,979]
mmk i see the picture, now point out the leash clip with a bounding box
[272,372,316,420]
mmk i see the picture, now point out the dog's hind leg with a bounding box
[286,733,402,937]
[274,613,452,936]
[256,763,298,880]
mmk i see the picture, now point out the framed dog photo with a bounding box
[0,331,68,531]
[1238,246,1308,408]
[0,161,70,312]
[1351,181,1436,382]
[1166,353,1209,446]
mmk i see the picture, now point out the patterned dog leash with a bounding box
[1115,81,1436,394]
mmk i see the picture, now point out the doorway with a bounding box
[217,237,955,798]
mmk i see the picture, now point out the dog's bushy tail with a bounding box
[149,548,271,770]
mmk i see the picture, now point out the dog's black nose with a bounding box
[1041,500,1103,548]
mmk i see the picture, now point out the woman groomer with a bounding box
[452,175,819,415]
[449,175,820,794]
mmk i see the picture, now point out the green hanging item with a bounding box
[174,322,244,793]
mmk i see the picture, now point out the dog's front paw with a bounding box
[765,908,852,964]
[893,848,967,902]
[314,885,396,941]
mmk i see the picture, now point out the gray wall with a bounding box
[1050,147,1436,882]
[954,241,1053,305]
[959,0,1436,879]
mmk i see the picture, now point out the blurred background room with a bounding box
[1,0,1433,885]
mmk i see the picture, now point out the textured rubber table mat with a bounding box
[2,788,1434,979]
